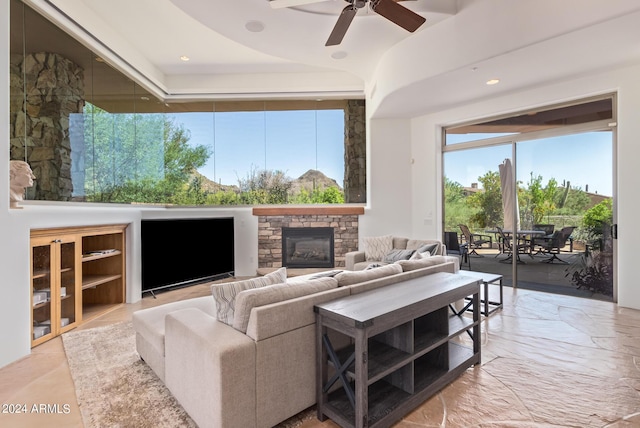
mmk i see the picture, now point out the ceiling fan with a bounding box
[270,0,426,46]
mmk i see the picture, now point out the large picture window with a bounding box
[8,0,366,206]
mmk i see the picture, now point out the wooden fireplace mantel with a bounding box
[252,206,365,216]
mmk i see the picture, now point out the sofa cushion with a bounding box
[409,243,439,259]
[232,277,338,333]
[334,263,402,287]
[211,267,287,325]
[392,236,409,249]
[383,248,415,263]
[396,255,449,272]
[363,235,393,261]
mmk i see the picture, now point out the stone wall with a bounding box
[257,213,360,269]
[344,99,366,203]
[9,52,84,201]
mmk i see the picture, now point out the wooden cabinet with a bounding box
[30,234,81,347]
[315,272,481,428]
[30,224,127,347]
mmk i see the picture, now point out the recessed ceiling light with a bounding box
[331,51,347,60]
[180,55,190,62]
[486,79,500,85]
[245,21,265,32]
[95,56,104,63]
[140,96,150,101]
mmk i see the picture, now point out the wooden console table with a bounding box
[314,272,481,428]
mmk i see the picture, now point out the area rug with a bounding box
[62,322,315,427]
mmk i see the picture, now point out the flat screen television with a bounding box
[141,217,234,293]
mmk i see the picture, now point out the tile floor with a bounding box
[1,281,639,427]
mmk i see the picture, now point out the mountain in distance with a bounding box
[190,170,239,193]
[191,168,341,195]
[290,169,342,195]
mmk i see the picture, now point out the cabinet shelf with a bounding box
[82,274,122,289]
[82,249,121,262]
[33,301,50,309]
[32,269,50,279]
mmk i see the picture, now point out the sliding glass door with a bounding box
[442,96,616,301]
[514,132,614,299]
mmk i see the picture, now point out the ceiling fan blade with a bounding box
[269,0,329,9]
[325,5,358,46]
[371,0,426,32]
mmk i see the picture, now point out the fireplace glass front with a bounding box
[282,227,334,268]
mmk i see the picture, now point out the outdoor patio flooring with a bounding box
[462,246,612,301]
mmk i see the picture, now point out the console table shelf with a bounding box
[315,272,481,428]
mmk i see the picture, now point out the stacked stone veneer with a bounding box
[257,214,360,269]
[9,52,84,201]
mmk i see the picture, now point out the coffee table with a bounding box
[458,270,503,316]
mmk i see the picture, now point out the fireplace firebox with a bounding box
[282,227,334,268]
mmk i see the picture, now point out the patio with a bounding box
[459,244,613,302]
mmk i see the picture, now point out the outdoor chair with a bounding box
[495,226,530,263]
[458,224,492,256]
[538,226,576,264]
[530,224,555,254]
[444,231,470,269]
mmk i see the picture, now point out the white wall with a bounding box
[409,63,640,310]
[358,119,414,243]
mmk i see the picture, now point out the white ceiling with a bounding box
[38,0,640,118]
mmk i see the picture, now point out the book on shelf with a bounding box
[82,249,117,257]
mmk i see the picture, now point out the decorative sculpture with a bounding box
[9,160,35,209]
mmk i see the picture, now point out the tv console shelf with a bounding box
[30,224,127,347]
[315,272,481,428]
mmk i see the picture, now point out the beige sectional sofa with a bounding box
[345,235,446,271]
[132,253,460,428]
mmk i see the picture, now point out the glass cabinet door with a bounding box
[58,240,77,332]
[31,242,55,343]
[31,236,79,346]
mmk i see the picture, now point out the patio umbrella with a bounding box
[499,158,520,231]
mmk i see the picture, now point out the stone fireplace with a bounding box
[282,227,334,268]
[253,206,364,270]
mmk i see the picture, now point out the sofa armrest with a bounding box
[165,308,257,428]
[345,250,366,270]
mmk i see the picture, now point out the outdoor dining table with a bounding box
[485,229,547,261]
[485,229,546,237]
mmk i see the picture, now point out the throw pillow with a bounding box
[396,255,448,272]
[232,277,338,333]
[334,263,402,287]
[383,248,415,263]
[211,267,286,325]
[410,250,431,260]
[363,235,393,261]
[409,243,439,260]
[364,263,384,270]
[406,240,440,254]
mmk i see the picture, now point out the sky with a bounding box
[168,110,346,188]
[444,131,613,196]
[167,113,612,196]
